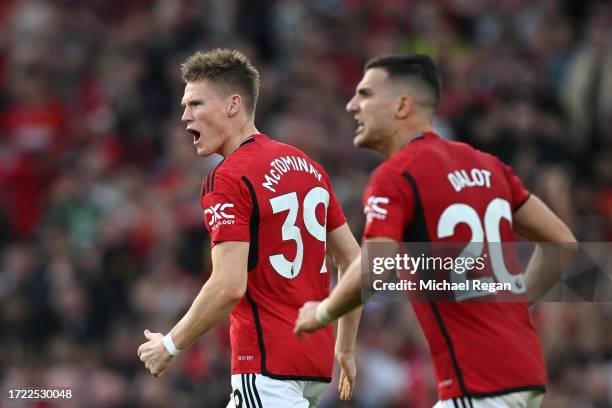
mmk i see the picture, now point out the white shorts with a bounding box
[226,374,328,408]
[434,390,544,408]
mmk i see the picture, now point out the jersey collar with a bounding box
[239,133,268,147]
[398,131,438,153]
[407,130,437,145]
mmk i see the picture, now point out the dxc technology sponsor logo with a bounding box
[204,203,235,229]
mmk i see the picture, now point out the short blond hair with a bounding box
[181,48,260,114]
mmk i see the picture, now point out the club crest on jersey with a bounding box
[204,203,235,230]
[365,196,389,222]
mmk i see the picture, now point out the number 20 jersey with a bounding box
[201,134,346,381]
[362,132,546,400]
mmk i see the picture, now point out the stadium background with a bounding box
[0,0,611,407]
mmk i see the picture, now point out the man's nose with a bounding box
[346,97,358,113]
[181,108,193,123]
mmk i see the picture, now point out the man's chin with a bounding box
[353,133,371,148]
[195,146,212,157]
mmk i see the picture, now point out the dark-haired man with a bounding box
[295,54,576,407]
[138,49,361,407]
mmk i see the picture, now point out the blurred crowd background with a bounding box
[1,0,611,407]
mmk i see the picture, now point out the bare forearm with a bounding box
[335,256,363,354]
[336,307,362,353]
[525,242,579,305]
[524,245,554,305]
[328,256,363,319]
[514,195,578,305]
[170,279,241,350]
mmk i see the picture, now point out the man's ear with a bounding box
[227,95,242,117]
[395,95,413,119]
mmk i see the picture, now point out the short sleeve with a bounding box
[501,162,530,211]
[326,182,347,232]
[200,173,252,247]
[362,167,414,241]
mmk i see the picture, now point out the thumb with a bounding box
[294,328,307,340]
[144,329,154,340]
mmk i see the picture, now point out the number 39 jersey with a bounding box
[363,132,546,400]
[201,134,346,381]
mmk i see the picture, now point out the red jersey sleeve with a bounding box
[362,167,414,241]
[200,172,252,247]
[326,179,347,233]
[501,162,530,211]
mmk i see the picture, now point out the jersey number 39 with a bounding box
[269,187,329,279]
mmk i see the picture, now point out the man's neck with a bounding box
[382,123,434,158]
[220,122,259,158]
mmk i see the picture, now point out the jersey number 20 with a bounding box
[269,187,329,279]
[437,198,526,299]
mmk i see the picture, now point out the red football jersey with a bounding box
[363,132,546,400]
[200,134,346,381]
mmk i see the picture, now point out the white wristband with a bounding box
[316,299,335,326]
[162,333,180,356]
